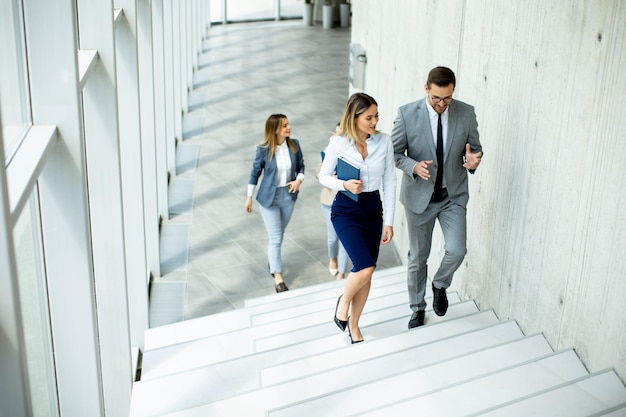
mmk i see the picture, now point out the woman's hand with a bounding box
[287,178,302,193]
[343,179,363,195]
[381,226,394,244]
[245,196,253,213]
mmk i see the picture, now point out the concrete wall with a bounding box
[350,0,626,379]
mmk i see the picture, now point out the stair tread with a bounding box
[269,350,586,417]
[472,370,626,417]
[254,296,471,352]
[244,265,407,307]
[260,319,523,386]
[250,281,406,326]
[130,310,501,416]
[131,266,626,417]
[591,403,626,417]
[144,269,406,351]
[153,337,578,417]
[140,296,469,380]
[319,350,590,417]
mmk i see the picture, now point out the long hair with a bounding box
[337,93,379,142]
[261,114,297,159]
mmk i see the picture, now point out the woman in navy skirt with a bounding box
[319,93,396,343]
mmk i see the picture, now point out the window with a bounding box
[0,0,32,163]
[13,191,59,417]
[280,0,302,18]
[210,0,304,24]
[227,0,274,21]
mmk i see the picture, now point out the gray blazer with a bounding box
[391,98,482,214]
[248,138,305,208]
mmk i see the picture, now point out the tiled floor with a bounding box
[157,20,402,323]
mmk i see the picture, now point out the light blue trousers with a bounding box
[259,187,296,274]
[321,203,349,274]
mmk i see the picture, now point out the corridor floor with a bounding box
[155,20,402,324]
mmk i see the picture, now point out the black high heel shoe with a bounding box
[348,323,364,344]
[333,295,347,332]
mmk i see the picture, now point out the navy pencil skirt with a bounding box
[331,191,383,273]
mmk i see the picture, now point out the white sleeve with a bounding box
[318,136,348,191]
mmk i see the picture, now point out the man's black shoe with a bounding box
[408,310,425,329]
[432,283,448,316]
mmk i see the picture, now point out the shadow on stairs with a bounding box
[130,266,626,417]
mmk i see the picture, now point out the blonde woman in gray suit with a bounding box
[246,114,305,293]
[392,66,483,329]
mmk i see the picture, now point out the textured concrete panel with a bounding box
[351,0,626,380]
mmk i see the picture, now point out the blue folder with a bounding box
[336,157,360,202]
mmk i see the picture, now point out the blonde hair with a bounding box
[262,114,297,159]
[337,93,379,142]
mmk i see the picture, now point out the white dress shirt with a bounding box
[319,132,396,226]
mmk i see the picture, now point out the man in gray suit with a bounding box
[391,66,483,329]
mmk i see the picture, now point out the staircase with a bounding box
[130,266,626,416]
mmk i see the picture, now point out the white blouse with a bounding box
[274,141,291,187]
[319,132,396,226]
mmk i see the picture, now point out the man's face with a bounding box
[425,83,454,114]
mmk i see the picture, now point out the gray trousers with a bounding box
[405,198,467,312]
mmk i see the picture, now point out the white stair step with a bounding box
[250,281,406,326]
[144,268,405,351]
[156,334,561,417]
[130,310,500,416]
[351,349,589,417]
[244,266,406,307]
[132,262,626,417]
[260,318,521,386]
[253,296,468,352]
[591,403,626,416]
[260,322,527,415]
[268,334,564,417]
[473,370,626,417]
[140,294,466,380]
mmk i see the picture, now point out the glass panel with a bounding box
[0,0,31,164]
[280,0,303,18]
[13,190,59,417]
[210,1,304,24]
[209,0,223,23]
[227,0,274,21]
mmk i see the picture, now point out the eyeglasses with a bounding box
[430,95,453,104]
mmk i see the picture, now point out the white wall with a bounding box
[351,0,626,379]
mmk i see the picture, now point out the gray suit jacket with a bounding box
[391,98,482,214]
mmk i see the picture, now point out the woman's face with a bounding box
[356,104,379,138]
[276,118,291,141]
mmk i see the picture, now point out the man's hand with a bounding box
[463,143,482,170]
[413,160,434,181]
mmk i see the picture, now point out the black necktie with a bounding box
[433,113,444,201]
